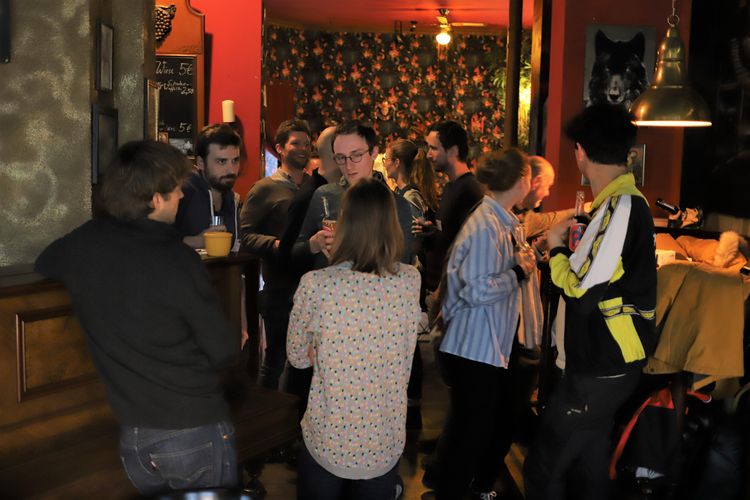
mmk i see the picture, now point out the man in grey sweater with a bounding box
[293,121,415,271]
[239,119,311,389]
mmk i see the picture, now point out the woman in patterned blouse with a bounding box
[287,177,422,499]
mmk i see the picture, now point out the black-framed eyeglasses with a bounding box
[333,149,369,165]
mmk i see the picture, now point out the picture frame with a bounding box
[628,144,646,187]
[0,0,10,64]
[97,23,114,91]
[144,79,160,140]
[583,24,656,109]
[91,105,118,184]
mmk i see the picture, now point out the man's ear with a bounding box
[531,174,543,190]
[275,143,284,157]
[371,146,379,158]
[196,155,206,171]
[446,144,459,160]
[574,143,587,163]
[151,192,163,211]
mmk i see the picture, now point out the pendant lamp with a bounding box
[629,0,712,127]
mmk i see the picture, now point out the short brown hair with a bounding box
[475,148,530,192]
[196,123,242,160]
[274,119,311,147]
[99,140,191,221]
[329,178,403,276]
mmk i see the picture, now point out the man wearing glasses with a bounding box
[293,121,414,271]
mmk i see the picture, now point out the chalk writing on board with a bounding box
[155,55,197,155]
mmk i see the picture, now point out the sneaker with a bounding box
[394,475,404,499]
[472,491,497,500]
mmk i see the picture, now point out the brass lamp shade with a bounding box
[630,26,712,127]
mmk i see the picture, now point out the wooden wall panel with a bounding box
[16,306,97,402]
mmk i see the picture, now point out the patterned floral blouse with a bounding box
[287,261,421,480]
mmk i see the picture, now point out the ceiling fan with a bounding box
[434,8,487,44]
[436,8,487,29]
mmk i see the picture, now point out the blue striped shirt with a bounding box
[439,195,522,368]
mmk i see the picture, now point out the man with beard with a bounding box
[240,119,311,389]
[417,121,484,293]
[176,124,243,249]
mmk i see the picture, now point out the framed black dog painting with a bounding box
[583,25,655,109]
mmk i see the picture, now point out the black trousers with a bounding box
[297,443,397,500]
[427,353,513,499]
[258,291,292,390]
[523,370,640,500]
[406,343,423,401]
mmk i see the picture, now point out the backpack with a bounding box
[609,385,711,482]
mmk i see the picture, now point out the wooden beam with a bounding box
[504,0,523,148]
[529,0,552,155]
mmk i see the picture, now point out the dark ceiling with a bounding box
[265,0,534,34]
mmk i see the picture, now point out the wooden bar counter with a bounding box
[0,254,298,499]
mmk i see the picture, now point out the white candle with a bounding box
[222,100,235,123]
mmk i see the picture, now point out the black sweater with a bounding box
[35,217,239,428]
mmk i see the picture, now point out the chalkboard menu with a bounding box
[156,55,197,155]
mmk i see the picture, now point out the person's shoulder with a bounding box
[315,182,341,195]
[181,172,204,195]
[393,190,411,208]
[392,264,421,293]
[247,176,276,195]
[463,173,484,195]
[299,265,338,289]
[396,263,420,281]
[625,194,655,225]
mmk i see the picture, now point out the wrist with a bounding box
[512,265,527,282]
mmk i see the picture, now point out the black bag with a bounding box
[610,385,711,481]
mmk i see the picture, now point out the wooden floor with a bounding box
[258,340,526,500]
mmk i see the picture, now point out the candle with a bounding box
[222,100,235,123]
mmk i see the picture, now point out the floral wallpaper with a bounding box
[264,26,524,160]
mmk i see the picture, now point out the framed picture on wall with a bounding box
[628,144,646,187]
[92,105,118,184]
[583,24,656,109]
[97,23,114,91]
[0,0,10,64]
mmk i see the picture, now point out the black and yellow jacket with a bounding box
[550,173,656,376]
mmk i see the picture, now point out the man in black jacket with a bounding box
[524,104,656,500]
[35,141,241,496]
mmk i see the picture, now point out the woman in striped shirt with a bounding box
[424,149,536,500]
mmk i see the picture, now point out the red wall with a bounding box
[545,0,692,213]
[191,0,262,198]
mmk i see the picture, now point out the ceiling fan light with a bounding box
[436,30,451,45]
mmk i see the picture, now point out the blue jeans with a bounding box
[119,420,239,496]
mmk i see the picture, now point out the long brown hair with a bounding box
[389,139,438,211]
[329,178,403,276]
